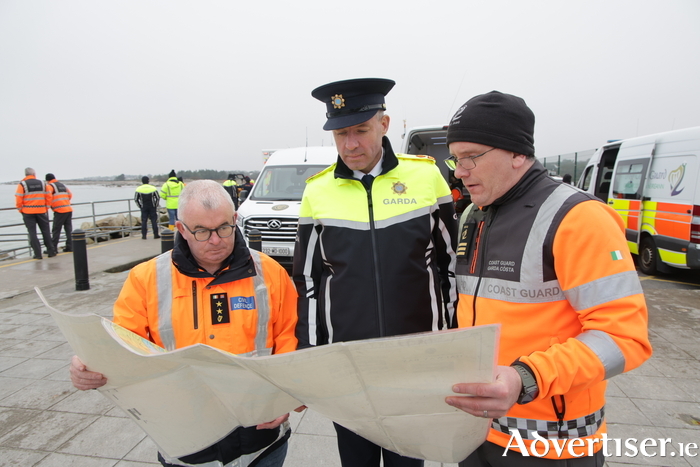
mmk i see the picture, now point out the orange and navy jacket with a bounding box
[293,137,458,348]
[456,161,651,458]
[46,178,73,213]
[112,228,297,465]
[15,175,50,214]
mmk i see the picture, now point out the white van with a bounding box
[236,146,338,269]
[401,125,451,181]
[577,126,700,274]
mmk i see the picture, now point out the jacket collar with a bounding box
[333,136,399,179]
[171,227,256,286]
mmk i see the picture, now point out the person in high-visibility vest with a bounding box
[45,173,73,252]
[134,176,161,240]
[15,167,56,259]
[222,173,239,209]
[294,78,458,467]
[160,170,184,230]
[69,180,299,467]
[443,91,651,465]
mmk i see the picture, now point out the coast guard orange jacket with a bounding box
[15,175,50,214]
[456,161,651,458]
[46,178,73,213]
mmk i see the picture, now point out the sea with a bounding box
[0,182,143,256]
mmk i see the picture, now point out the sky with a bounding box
[1,0,699,183]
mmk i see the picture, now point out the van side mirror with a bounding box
[239,190,249,203]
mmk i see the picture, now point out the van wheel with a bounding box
[639,238,659,275]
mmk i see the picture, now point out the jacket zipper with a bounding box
[471,208,496,326]
[551,395,566,435]
[192,281,198,330]
[363,177,386,337]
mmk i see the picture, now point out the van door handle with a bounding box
[642,196,650,201]
[608,201,614,205]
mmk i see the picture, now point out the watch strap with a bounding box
[512,362,539,404]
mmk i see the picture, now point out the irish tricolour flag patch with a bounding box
[611,250,624,261]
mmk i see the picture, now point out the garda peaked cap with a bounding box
[312,78,395,131]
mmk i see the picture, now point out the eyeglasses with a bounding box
[181,222,235,242]
[444,147,497,171]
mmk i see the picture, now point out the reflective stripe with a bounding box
[154,251,272,356]
[519,185,574,285]
[299,221,320,346]
[576,330,626,379]
[565,270,643,311]
[155,252,176,351]
[491,407,604,440]
[311,205,432,231]
[153,251,280,466]
[457,275,565,303]
[247,250,271,357]
[431,197,457,328]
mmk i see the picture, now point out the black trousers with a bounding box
[459,441,605,467]
[51,211,73,251]
[141,207,160,238]
[334,423,424,467]
[22,212,55,258]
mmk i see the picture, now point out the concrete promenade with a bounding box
[0,236,699,466]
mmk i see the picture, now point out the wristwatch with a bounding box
[512,361,539,405]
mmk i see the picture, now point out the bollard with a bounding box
[161,228,174,253]
[248,229,262,252]
[72,229,90,291]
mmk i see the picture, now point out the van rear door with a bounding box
[608,142,656,254]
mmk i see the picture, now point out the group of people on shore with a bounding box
[135,170,255,240]
[14,168,253,255]
[69,78,651,467]
[15,168,73,259]
[134,169,187,239]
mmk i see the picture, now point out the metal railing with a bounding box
[0,199,166,261]
[539,149,596,182]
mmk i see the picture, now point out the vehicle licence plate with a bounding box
[263,247,290,256]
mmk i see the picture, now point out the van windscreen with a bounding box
[250,165,329,201]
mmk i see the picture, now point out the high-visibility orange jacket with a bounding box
[112,229,297,465]
[15,175,50,214]
[113,232,297,356]
[46,178,73,213]
[456,161,651,459]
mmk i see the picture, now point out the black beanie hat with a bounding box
[446,91,535,156]
[142,176,149,184]
[168,170,177,178]
[45,173,55,181]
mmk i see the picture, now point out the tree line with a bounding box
[113,169,260,182]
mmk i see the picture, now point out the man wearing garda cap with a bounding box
[293,78,459,467]
[442,91,651,465]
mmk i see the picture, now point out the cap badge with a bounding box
[392,181,407,195]
[331,94,345,109]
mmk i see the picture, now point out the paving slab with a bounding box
[0,242,698,466]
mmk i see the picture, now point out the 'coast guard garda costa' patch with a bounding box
[392,181,407,194]
[210,293,230,324]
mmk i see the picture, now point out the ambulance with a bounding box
[236,146,337,270]
[576,126,700,275]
